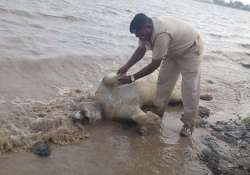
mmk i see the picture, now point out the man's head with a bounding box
[130,13,153,42]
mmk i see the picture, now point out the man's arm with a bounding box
[118,59,161,84]
[133,59,161,80]
[117,46,146,75]
[118,34,170,85]
[133,34,170,80]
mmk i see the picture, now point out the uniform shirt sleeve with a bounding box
[152,33,170,60]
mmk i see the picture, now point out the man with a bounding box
[117,13,203,137]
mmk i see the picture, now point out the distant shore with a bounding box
[196,0,250,12]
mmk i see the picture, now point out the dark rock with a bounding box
[209,120,250,144]
[199,135,223,175]
[216,121,228,125]
[198,106,210,118]
[31,141,50,157]
[75,89,81,93]
[224,130,245,140]
[240,63,250,69]
[242,116,250,125]
[199,148,221,175]
[196,119,209,128]
[198,120,250,175]
[210,123,224,132]
[206,80,214,84]
[198,135,249,175]
[200,94,213,101]
[200,135,223,153]
[247,167,250,173]
[37,112,46,118]
[211,131,237,144]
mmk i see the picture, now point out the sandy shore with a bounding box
[0,52,249,174]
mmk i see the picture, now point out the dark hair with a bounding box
[130,13,148,34]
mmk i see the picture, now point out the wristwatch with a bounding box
[130,74,135,82]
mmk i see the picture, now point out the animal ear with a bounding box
[80,109,87,117]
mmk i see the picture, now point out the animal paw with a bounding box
[145,111,161,125]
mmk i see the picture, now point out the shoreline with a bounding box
[195,0,250,12]
[0,51,249,174]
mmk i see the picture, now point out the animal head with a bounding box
[102,73,120,87]
[71,101,102,124]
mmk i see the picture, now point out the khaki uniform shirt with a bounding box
[139,16,198,60]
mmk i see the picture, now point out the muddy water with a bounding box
[0,114,209,175]
[1,50,248,174]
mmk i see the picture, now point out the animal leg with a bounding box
[130,107,161,127]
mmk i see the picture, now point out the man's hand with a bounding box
[117,65,129,75]
[118,75,133,85]
[117,46,146,75]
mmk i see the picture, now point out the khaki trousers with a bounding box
[154,36,203,128]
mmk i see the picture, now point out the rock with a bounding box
[199,148,221,175]
[196,119,209,128]
[200,94,213,101]
[198,134,250,175]
[206,80,214,84]
[75,89,81,93]
[240,63,250,69]
[37,112,46,118]
[199,135,223,175]
[211,131,237,144]
[31,141,50,157]
[210,124,224,132]
[247,167,250,173]
[242,116,250,125]
[209,120,250,144]
[195,119,250,175]
[198,106,210,118]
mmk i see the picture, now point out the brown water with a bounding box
[0,114,210,175]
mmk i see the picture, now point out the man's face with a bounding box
[135,23,152,42]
